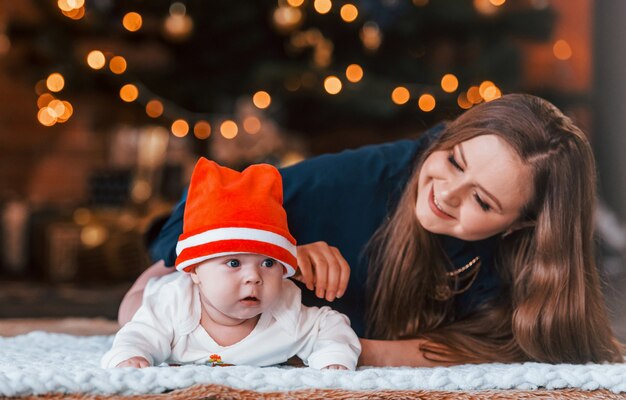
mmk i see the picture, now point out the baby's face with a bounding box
[191,254,284,326]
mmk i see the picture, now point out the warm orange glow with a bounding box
[252,91,272,109]
[48,100,66,118]
[324,76,342,94]
[391,86,410,105]
[418,94,436,112]
[345,64,363,83]
[109,56,127,74]
[457,92,472,109]
[87,50,106,70]
[273,6,303,32]
[340,4,358,22]
[467,86,482,104]
[37,93,55,108]
[46,73,65,92]
[243,116,262,134]
[35,80,47,95]
[145,100,164,118]
[483,86,501,102]
[287,0,304,6]
[473,0,498,15]
[553,39,572,60]
[62,6,85,19]
[57,101,74,122]
[123,12,143,32]
[360,22,382,51]
[478,80,496,99]
[119,84,139,102]
[314,0,332,14]
[37,107,57,126]
[171,119,189,137]
[57,0,74,12]
[489,0,506,5]
[194,121,211,139]
[220,120,238,139]
[441,74,459,93]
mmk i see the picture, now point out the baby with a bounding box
[101,158,361,370]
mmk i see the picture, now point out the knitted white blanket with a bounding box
[1,332,626,396]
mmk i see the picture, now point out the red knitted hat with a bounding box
[175,158,297,277]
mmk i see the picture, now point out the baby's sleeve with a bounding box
[296,306,361,370]
[100,278,177,368]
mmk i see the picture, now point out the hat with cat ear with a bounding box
[175,158,297,277]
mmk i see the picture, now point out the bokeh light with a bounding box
[340,4,358,22]
[109,56,127,74]
[194,121,211,139]
[314,0,332,14]
[467,86,482,104]
[171,119,189,137]
[553,39,572,60]
[418,94,436,112]
[441,74,459,93]
[220,120,238,139]
[324,76,342,94]
[243,116,262,134]
[119,84,139,102]
[252,91,272,109]
[122,12,143,32]
[37,93,55,109]
[87,50,106,70]
[46,73,65,92]
[145,99,164,118]
[391,86,410,105]
[457,92,473,109]
[345,64,363,83]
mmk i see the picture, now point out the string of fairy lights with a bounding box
[35,0,570,140]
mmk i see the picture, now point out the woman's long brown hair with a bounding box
[366,94,624,363]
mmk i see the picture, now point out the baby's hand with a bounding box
[322,364,348,370]
[116,356,150,368]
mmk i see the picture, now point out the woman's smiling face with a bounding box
[415,134,533,241]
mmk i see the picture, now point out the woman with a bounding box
[120,94,623,366]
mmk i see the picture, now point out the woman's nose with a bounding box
[439,182,462,208]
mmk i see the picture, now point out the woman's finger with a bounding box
[295,247,315,291]
[308,243,329,299]
[331,246,351,299]
[324,246,342,302]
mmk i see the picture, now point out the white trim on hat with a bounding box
[176,227,297,258]
[176,251,296,278]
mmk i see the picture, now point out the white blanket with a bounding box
[1,331,626,396]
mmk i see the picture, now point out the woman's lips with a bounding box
[429,186,455,220]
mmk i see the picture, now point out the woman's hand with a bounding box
[292,241,350,302]
[116,356,150,368]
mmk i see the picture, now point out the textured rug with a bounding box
[1,332,626,398]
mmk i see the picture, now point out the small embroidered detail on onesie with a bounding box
[208,354,224,366]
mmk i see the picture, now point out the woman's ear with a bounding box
[502,220,535,238]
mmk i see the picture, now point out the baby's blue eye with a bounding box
[261,258,275,268]
[226,259,240,268]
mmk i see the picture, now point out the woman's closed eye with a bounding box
[473,192,491,211]
[448,150,492,212]
[447,153,464,172]
[261,258,275,268]
[226,259,241,268]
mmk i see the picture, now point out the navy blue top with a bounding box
[149,125,502,337]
